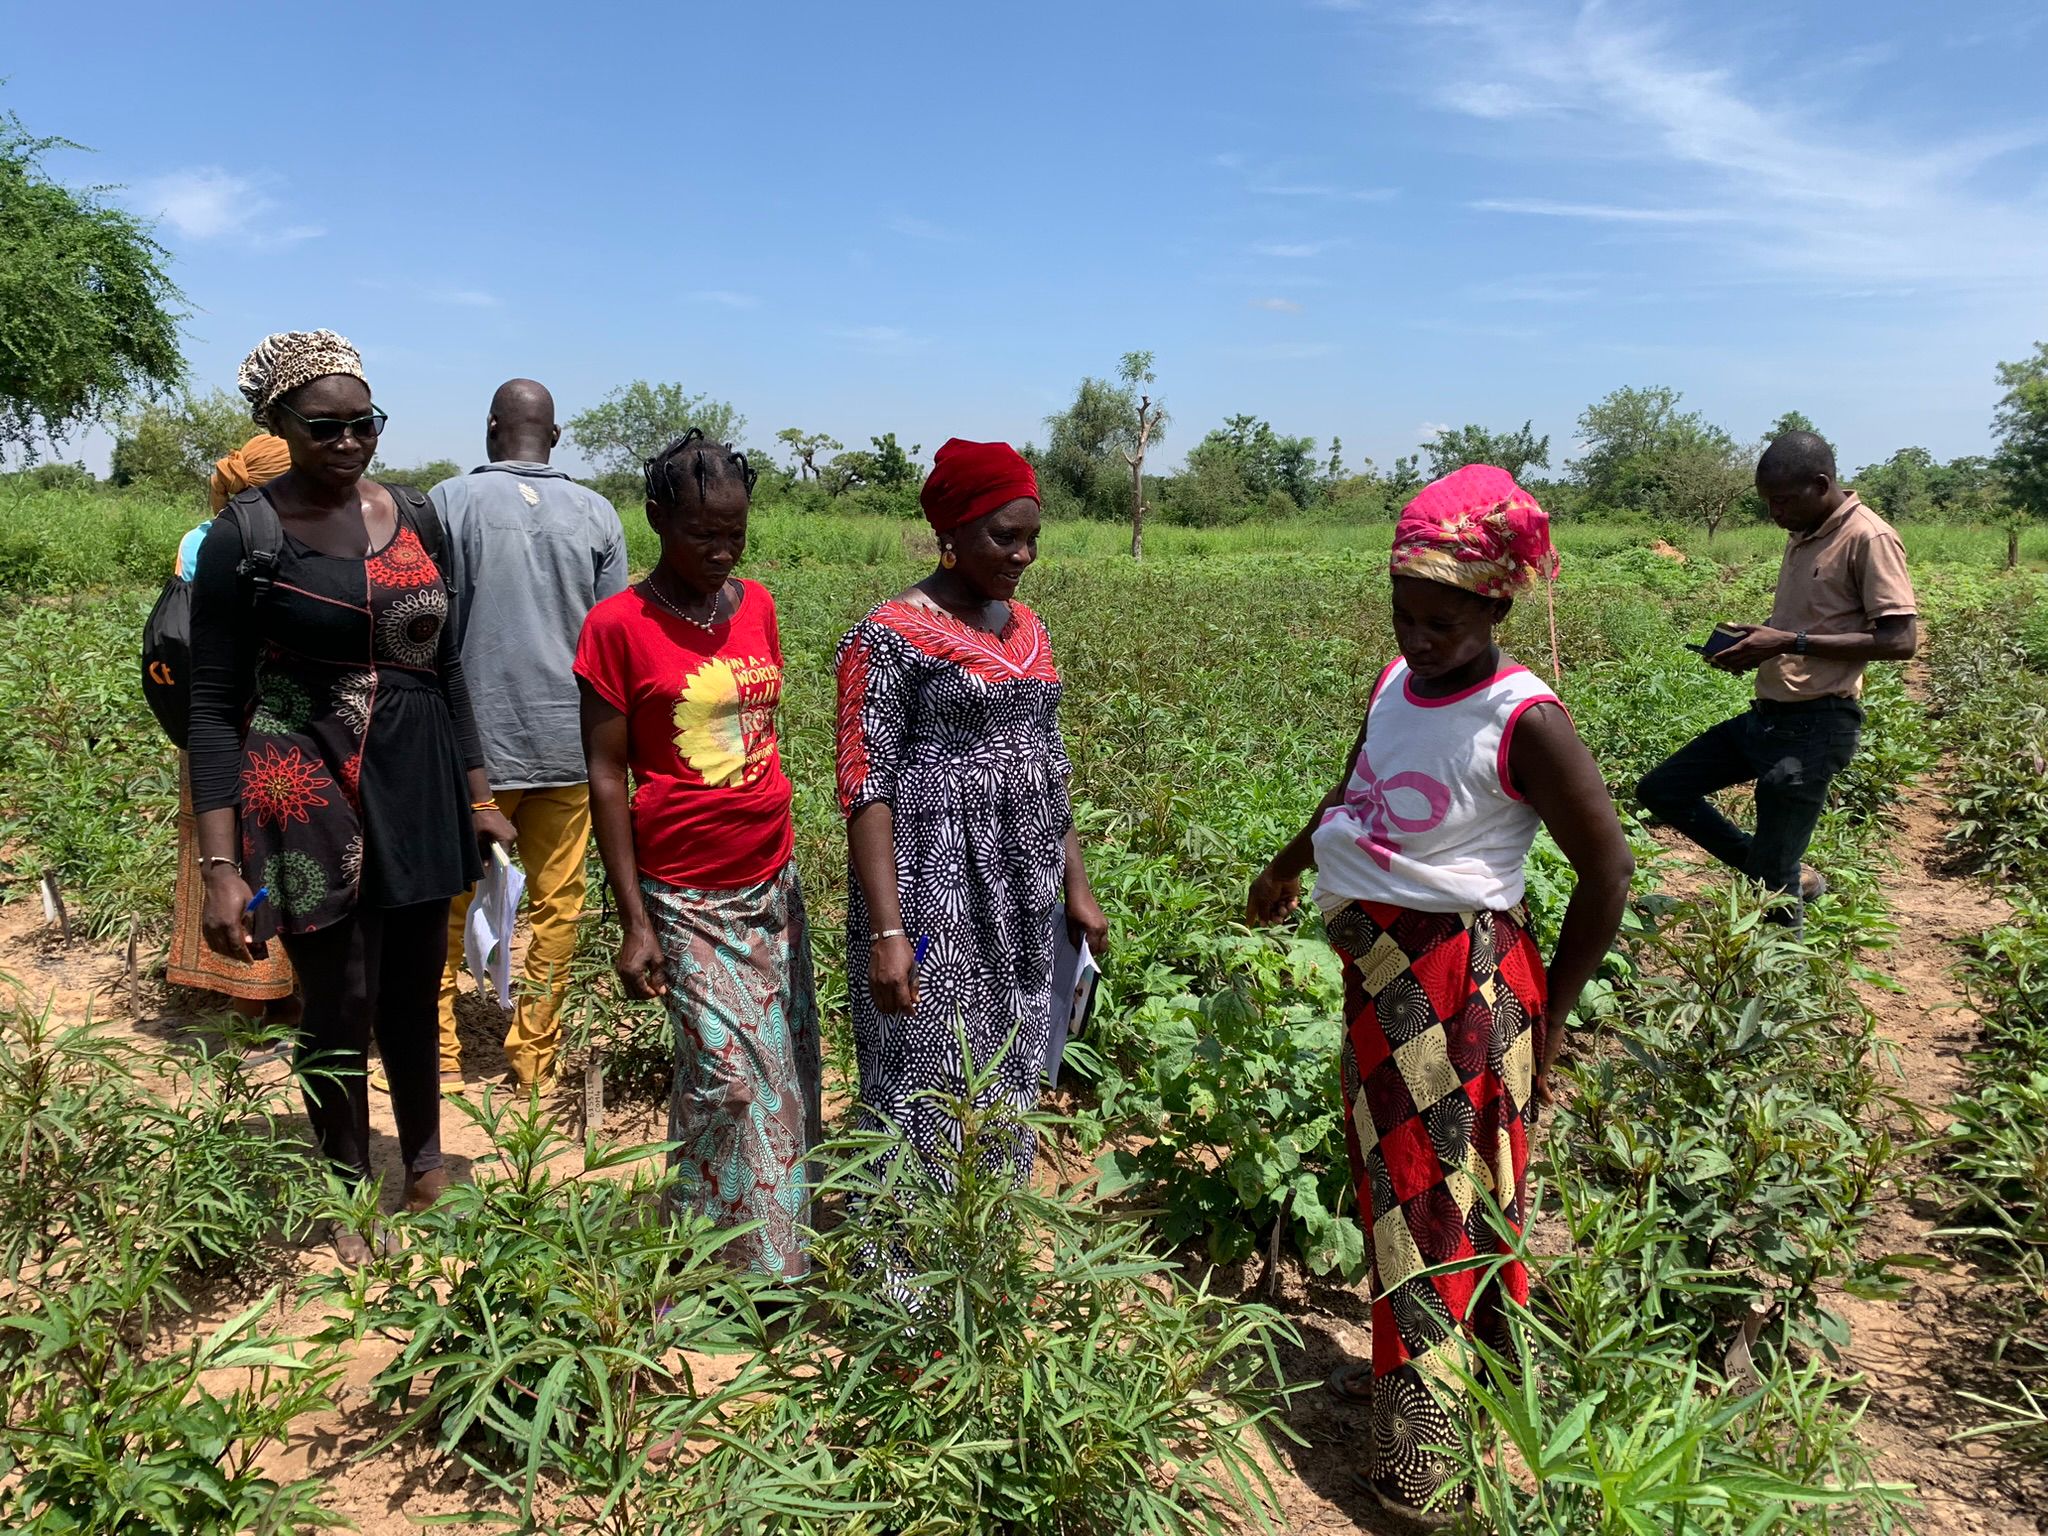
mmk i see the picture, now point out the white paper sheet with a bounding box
[463,846,526,1010]
[1045,924,1101,1087]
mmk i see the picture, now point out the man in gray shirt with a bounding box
[431,379,628,1091]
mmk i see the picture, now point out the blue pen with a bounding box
[913,934,931,969]
[244,886,270,915]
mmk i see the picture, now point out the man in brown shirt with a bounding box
[1639,432,1918,922]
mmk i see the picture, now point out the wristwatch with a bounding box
[1793,630,1809,655]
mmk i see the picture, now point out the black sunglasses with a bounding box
[276,402,388,443]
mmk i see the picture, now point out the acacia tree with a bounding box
[776,427,842,482]
[567,381,744,476]
[823,433,921,497]
[110,388,248,490]
[1653,430,1753,542]
[1569,386,1700,514]
[1994,342,2048,569]
[1118,351,1167,559]
[0,110,184,461]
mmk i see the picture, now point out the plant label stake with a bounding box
[126,919,140,1017]
[39,868,69,943]
[583,1053,604,1160]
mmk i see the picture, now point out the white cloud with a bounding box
[1250,296,1304,313]
[832,324,927,353]
[1253,239,1339,258]
[128,167,322,247]
[1249,183,1398,202]
[689,289,760,309]
[887,214,961,242]
[1403,2,2048,289]
[1415,421,1452,442]
[1469,197,1730,224]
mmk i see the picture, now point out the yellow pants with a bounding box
[439,783,591,1086]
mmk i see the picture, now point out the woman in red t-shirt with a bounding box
[575,432,821,1279]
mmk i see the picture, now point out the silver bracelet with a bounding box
[873,928,910,942]
[202,855,241,875]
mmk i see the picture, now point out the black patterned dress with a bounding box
[187,490,485,931]
[834,599,1073,1179]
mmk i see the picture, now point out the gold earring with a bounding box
[941,548,957,569]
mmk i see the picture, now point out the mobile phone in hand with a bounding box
[1684,624,1745,658]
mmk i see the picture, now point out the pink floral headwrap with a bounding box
[1388,465,1559,598]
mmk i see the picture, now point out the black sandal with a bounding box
[1324,1361,1374,1405]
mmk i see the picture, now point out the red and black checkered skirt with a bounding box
[1326,899,1546,1507]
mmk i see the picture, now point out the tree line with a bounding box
[6,102,2048,563]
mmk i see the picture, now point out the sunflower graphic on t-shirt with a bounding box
[672,655,779,787]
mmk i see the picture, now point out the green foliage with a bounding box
[775,426,843,483]
[1039,372,1154,522]
[1766,408,1829,450]
[0,992,328,1285]
[315,1090,763,1520]
[0,591,177,935]
[0,1278,346,1535]
[1994,340,2048,524]
[568,380,746,477]
[1089,932,1360,1277]
[1569,386,1754,526]
[675,1080,1295,1536]
[1928,621,2048,883]
[1561,887,1902,1337]
[371,455,464,490]
[0,109,184,460]
[0,986,344,1532]
[1425,420,1551,482]
[824,430,922,496]
[1439,1202,1913,1534]
[1648,427,1754,540]
[1176,414,1318,517]
[109,389,250,494]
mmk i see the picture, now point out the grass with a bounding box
[8,480,2048,599]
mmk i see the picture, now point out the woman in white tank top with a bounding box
[1247,466,1633,1522]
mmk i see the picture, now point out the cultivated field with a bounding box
[4,490,2048,1533]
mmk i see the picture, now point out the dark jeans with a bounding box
[280,899,449,1185]
[1638,698,1863,914]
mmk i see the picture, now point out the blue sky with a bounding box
[11,0,2048,478]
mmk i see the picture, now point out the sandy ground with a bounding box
[4,754,2044,1533]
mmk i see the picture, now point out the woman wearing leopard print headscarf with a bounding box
[188,330,516,1263]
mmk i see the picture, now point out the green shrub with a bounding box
[0,993,327,1286]
[1090,931,1359,1278]
[0,1275,345,1534]
[1559,886,1902,1339]
[315,1090,766,1521]
[673,1080,1296,1536]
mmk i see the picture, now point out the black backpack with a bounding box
[140,483,445,748]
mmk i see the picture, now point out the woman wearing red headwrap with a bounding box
[1247,466,1632,1522]
[834,438,1108,1191]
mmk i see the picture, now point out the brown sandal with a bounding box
[330,1222,375,1268]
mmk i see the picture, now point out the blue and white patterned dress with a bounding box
[833,598,1074,1182]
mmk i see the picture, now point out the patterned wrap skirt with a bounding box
[641,862,823,1280]
[1325,899,1546,1508]
[167,754,296,1002]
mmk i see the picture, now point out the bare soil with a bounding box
[2,749,2042,1532]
